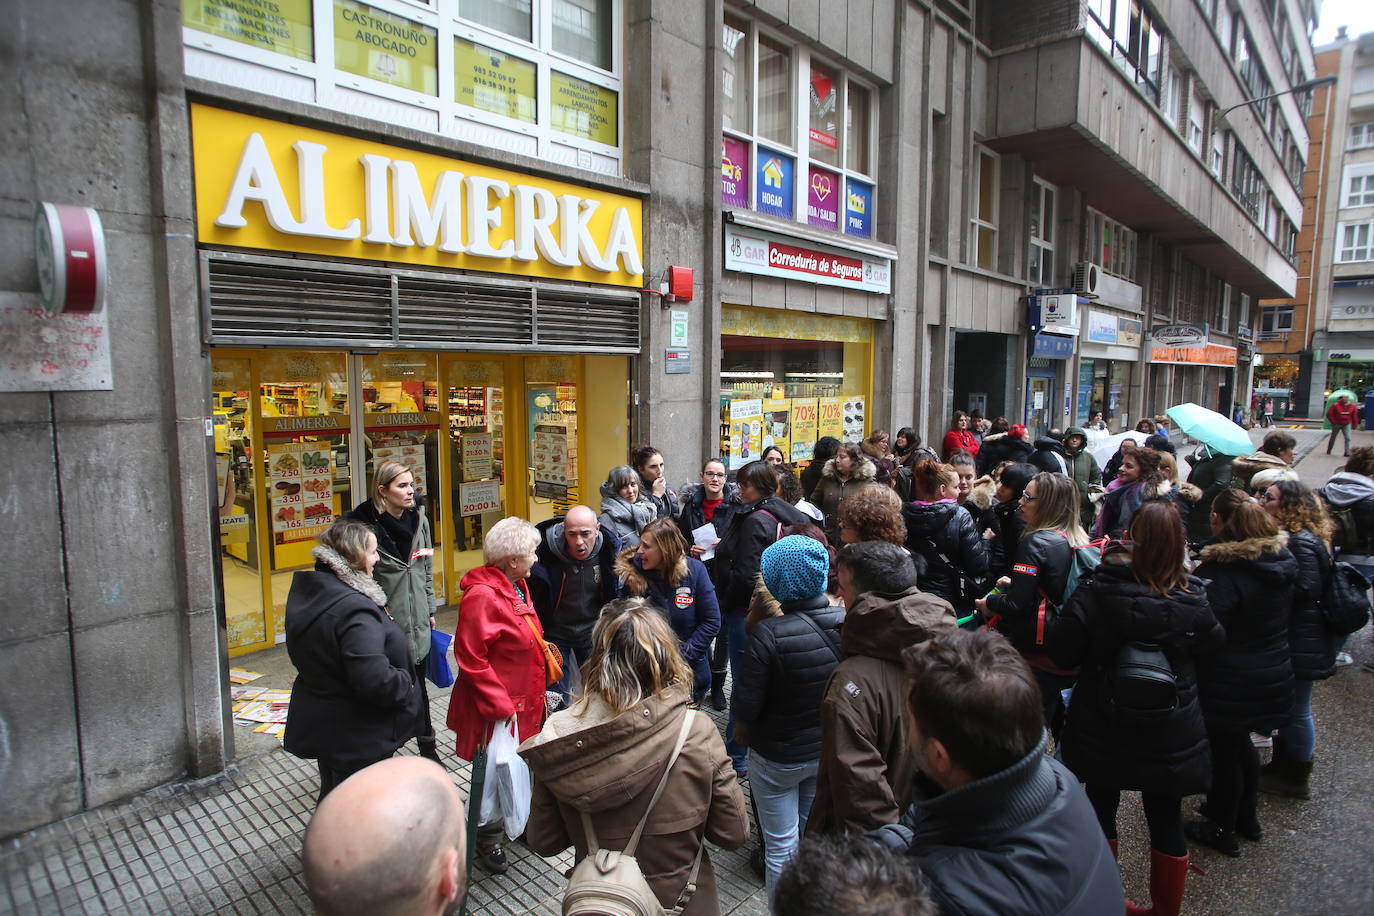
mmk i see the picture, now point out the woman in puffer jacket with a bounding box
[1052,503,1224,916]
[1187,489,1297,858]
[902,460,989,619]
[974,472,1087,735]
[1258,479,1338,801]
[809,443,877,546]
[599,464,656,548]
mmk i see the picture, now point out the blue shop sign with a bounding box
[1032,333,1075,360]
[845,178,873,238]
[756,148,795,219]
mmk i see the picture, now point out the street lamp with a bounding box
[1214,75,1338,128]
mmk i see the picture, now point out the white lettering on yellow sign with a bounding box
[213,131,643,276]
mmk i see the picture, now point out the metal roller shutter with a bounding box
[201,251,641,353]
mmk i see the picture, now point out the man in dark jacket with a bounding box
[1185,444,1234,542]
[866,629,1123,916]
[974,419,1033,476]
[1028,435,1069,474]
[527,506,621,704]
[1320,447,1374,582]
[809,543,956,837]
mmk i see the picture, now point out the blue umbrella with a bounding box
[1166,402,1252,457]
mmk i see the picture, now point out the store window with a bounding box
[1338,222,1373,263]
[719,16,877,239]
[1085,208,1138,280]
[183,0,624,173]
[971,147,999,270]
[1029,179,1056,286]
[719,306,873,468]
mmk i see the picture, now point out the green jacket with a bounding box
[1062,428,1102,494]
[347,500,437,661]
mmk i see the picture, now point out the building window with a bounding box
[1344,172,1374,209]
[1352,122,1374,150]
[1085,0,1166,103]
[1029,179,1056,286]
[1259,307,1294,334]
[1187,86,1206,154]
[183,0,624,174]
[971,147,999,270]
[1230,143,1264,220]
[720,17,878,239]
[1211,126,1227,177]
[1338,222,1373,263]
[1086,208,1138,280]
[1219,282,1231,331]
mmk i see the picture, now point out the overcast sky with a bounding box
[1314,0,1374,45]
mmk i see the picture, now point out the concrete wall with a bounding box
[0,0,224,837]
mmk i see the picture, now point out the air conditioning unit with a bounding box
[1073,262,1101,296]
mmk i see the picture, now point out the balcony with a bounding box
[985,34,1298,299]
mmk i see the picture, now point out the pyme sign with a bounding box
[191,105,643,286]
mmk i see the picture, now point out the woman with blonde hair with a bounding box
[1187,489,1297,857]
[616,518,722,703]
[975,472,1088,732]
[902,461,988,617]
[445,516,548,874]
[346,459,440,761]
[1258,479,1338,801]
[521,599,749,915]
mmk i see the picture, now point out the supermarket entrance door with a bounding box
[211,349,632,655]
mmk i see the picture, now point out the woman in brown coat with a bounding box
[520,598,749,915]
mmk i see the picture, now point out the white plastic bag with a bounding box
[479,717,532,836]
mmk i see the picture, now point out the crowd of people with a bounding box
[282,412,1372,915]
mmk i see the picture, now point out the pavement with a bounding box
[2,423,1372,915]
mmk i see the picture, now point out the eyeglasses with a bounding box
[1255,491,1276,503]
[1019,493,1039,502]
[702,471,726,479]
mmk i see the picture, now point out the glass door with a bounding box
[359,353,444,593]
[526,354,581,528]
[1026,374,1052,441]
[444,357,509,602]
[212,356,269,653]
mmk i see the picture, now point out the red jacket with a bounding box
[1328,400,1360,426]
[942,429,980,460]
[446,564,547,761]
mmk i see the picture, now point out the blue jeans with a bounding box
[1276,679,1317,762]
[1328,424,1352,455]
[551,640,591,708]
[723,612,749,770]
[748,751,818,905]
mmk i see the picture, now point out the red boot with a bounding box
[1141,848,1190,916]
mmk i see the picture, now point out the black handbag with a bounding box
[1106,642,1177,720]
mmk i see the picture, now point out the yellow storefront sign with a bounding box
[789,399,817,463]
[817,397,844,442]
[551,71,618,147]
[456,39,537,123]
[191,105,644,286]
[333,0,437,95]
[182,0,314,61]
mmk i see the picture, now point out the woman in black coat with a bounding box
[974,472,1087,735]
[712,460,806,774]
[1259,479,1339,800]
[902,460,989,618]
[284,519,423,803]
[1053,503,1224,916]
[800,436,841,500]
[1188,489,1297,857]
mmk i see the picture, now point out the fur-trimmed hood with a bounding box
[1230,451,1289,489]
[311,544,388,606]
[1175,481,1203,504]
[822,455,878,482]
[966,475,998,511]
[1198,530,1289,564]
[614,550,687,595]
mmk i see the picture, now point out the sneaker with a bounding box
[476,844,509,875]
[1336,652,1354,667]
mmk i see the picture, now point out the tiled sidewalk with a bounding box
[0,707,768,916]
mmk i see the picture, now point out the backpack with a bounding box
[1319,560,1373,636]
[1328,504,1367,556]
[1031,532,1107,647]
[1104,642,1177,720]
[563,711,703,916]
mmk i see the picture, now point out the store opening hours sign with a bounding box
[459,480,502,517]
[724,226,890,294]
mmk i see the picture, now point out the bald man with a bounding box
[303,758,466,916]
[527,504,622,706]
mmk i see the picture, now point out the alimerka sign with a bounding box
[191,105,643,286]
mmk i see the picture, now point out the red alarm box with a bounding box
[667,266,693,302]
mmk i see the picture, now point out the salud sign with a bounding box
[191,105,643,287]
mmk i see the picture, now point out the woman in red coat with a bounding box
[446,515,547,876]
[941,410,980,460]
